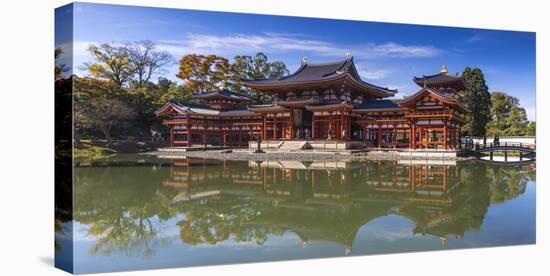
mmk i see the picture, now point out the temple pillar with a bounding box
[444,122,448,149]
[328,112,333,139]
[273,115,277,140]
[312,114,316,139]
[409,121,415,149]
[203,127,207,148]
[187,123,192,147]
[377,124,382,148]
[393,123,397,148]
[262,115,267,140]
[169,126,174,147]
[340,113,344,140]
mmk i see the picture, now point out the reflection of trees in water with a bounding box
[74,166,175,256]
[487,165,532,204]
[176,197,284,245]
[71,158,535,256]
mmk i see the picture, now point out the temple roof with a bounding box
[399,87,470,112]
[192,89,252,102]
[413,66,466,90]
[155,101,259,117]
[242,57,397,98]
[353,100,406,112]
[247,104,290,113]
[305,102,354,112]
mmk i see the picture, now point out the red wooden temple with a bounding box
[157,56,470,149]
[156,89,262,147]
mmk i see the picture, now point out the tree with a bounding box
[83,97,135,142]
[125,40,174,88]
[73,77,135,141]
[176,54,232,93]
[460,67,492,136]
[486,92,530,136]
[231,52,289,103]
[85,43,135,87]
[55,47,69,80]
[526,121,536,136]
[505,106,529,136]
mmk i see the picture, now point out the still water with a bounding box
[57,155,536,274]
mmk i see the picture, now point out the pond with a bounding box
[56,155,536,274]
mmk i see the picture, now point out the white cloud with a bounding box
[465,33,485,43]
[67,34,442,79]
[156,33,442,59]
[358,69,390,80]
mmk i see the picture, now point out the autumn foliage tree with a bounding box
[85,43,135,87]
[176,54,232,93]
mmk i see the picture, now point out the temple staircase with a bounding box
[276,141,312,150]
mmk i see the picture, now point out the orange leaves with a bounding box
[176,54,232,93]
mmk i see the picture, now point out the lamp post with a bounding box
[254,135,265,153]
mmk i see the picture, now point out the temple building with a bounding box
[157,56,470,150]
[155,88,262,147]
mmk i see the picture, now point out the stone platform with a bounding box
[248,140,364,151]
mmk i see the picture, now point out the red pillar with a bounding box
[273,115,277,140]
[187,123,192,147]
[444,122,448,149]
[262,115,267,140]
[393,123,397,148]
[340,113,344,140]
[203,127,207,148]
[312,114,316,139]
[329,112,333,139]
[409,123,413,149]
[170,126,174,147]
[377,124,382,148]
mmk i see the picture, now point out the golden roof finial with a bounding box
[441,64,448,74]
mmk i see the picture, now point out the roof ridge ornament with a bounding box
[441,64,448,74]
[346,52,352,58]
[302,56,308,64]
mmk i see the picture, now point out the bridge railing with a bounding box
[478,142,536,150]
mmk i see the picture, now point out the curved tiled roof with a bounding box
[413,72,466,90]
[305,102,353,112]
[247,104,290,113]
[399,87,470,112]
[242,57,397,98]
[155,101,258,117]
[192,89,252,102]
[355,100,401,109]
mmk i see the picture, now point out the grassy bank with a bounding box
[74,141,117,160]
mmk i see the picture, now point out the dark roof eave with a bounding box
[244,73,396,97]
[353,107,408,113]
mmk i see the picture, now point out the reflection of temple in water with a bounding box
[161,158,521,252]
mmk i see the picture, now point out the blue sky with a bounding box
[56,2,536,120]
